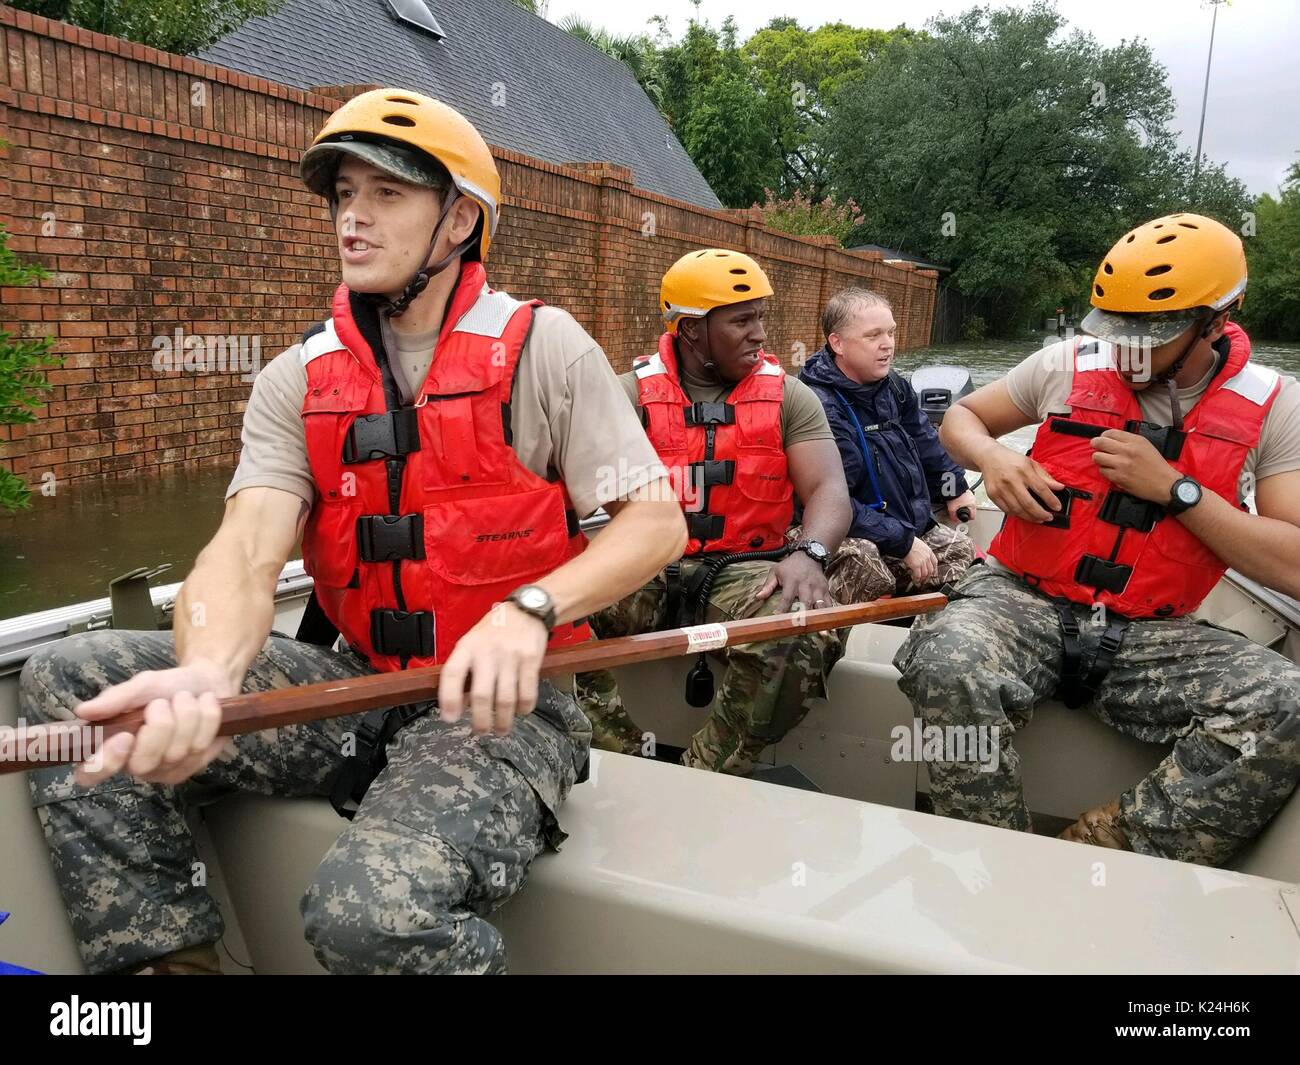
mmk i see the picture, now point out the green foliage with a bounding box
[0,221,60,512]
[821,1,1253,334]
[12,0,284,56]
[1240,162,1300,341]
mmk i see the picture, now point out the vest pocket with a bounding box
[734,452,793,503]
[422,485,572,586]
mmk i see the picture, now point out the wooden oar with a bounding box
[0,593,945,773]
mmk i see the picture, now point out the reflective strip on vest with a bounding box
[1221,363,1281,406]
[301,320,343,367]
[1075,341,1116,372]
[635,353,668,379]
[451,287,523,339]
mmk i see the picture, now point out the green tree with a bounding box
[1240,162,1300,341]
[743,20,916,199]
[12,0,284,55]
[649,14,784,207]
[0,223,60,513]
[822,2,1252,333]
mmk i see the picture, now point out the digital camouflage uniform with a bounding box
[22,628,589,974]
[576,559,842,775]
[894,562,1300,866]
[789,521,976,604]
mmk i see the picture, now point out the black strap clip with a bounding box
[1098,490,1164,533]
[686,512,726,542]
[683,402,735,427]
[1074,554,1132,595]
[369,608,435,657]
[690,459,736,489]
[343,408,420,464]
[1124,419,1186,461]
[357,513,426,562]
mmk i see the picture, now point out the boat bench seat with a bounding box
[200,744,1300,975]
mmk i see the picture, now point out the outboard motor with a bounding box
[910,366,974,426]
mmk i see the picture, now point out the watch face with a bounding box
[518,587,549,610]
[805,541,828,560]
[1175,480,1200,505]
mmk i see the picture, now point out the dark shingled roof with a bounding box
[199,0,721,209]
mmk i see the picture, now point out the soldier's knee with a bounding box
[303,834,502,975]
[18,635,98,723]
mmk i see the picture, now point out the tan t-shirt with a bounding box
[617,357,834,447]
[226,305,666,517]
[1005,339,1300,493]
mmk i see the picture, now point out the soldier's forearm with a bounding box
[940,405,1001,471]
[799,481,851,553]
[538,496,686,626]
[173,538,278,694]
[1177,493,1300,600]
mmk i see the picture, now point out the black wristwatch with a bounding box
[505,584,556,633]
[794,539,831,570]
[1167,476,1203,516]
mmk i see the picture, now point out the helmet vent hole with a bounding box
[1125,234,1136,243]
[1178,222,1199,229]
[1103,262,1113,275]
[382,115,417,127]
[1153,223,1163,229]
[733,284,751,293]
[1156,234,1176,244]
[1148,288,1176,301]
[729,268,747,275]
[1095,284,1105,297]
[385,96,420,106]
[1145,264,1172,276]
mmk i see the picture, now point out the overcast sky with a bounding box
[542,0,1299,196]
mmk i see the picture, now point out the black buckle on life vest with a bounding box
[1074,554,1132,595]
[1039,486,1090,530]
[565,508,581,538]
[369,608,435,657]
[690,459,736,489]
[357,513,426,562]
[1124,419,1185,461]
[343,408,420,464]
[686,512,725,541]
[683,402,735,427]
[1098,490,1164,533]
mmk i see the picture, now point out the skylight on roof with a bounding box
[385,0,446,40]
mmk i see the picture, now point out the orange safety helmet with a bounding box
[301,88,500,262]
[1083,213,1247,345]
[661,249,774,334]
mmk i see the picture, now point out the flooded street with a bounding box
[3,336,1299,621]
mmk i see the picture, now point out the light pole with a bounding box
[1191,0,1228,195]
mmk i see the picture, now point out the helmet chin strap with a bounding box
[682,316,720,381]
[341,187,476,319]
[1152,310,1214,431]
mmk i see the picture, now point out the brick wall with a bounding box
[0,6,936,486]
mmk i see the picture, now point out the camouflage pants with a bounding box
[20,629,589,974]
[575,559,842,775]
[790,522,976,604]
[894,563,1300,866]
